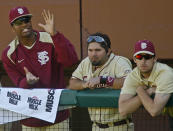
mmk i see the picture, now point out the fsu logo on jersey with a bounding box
[37,51,49,65]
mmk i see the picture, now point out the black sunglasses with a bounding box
[12,16,31,26]
[87,36,108,46]
[135,54,154,60]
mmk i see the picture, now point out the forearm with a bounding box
[119,95,142,117]
[68,79,85,90]
[18,78,31,89]
[137,88,160,116]
[112,77,125,89]
[3,62,29,88]
[52,32,78,66]
[19,77,40,89]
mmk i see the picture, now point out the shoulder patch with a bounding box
[39,32,54,46]
[7,39,19,64]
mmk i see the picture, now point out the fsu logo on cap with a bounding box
[141,42,147,49]
[17,8,24,14]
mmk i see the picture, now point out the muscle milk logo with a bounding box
[7,91,21,105]
[46,89,55,112]
[27,96,42,110]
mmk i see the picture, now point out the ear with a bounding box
[106,48,112,56]
[133,56,137,64]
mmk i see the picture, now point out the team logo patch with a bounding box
[141,42,147,49]
[17,8,24,14]
[124,70,131,75]
[107,77,114,83]
[37,51,49,65]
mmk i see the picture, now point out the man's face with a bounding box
[88,42,108,66]
[134,53,156,74]
[11,16,33,38]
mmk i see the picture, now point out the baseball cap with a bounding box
[9,6,32,24]
[133,40,155,56]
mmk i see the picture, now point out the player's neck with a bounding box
[92,59,109,72]
[92,66,101,71]
[18,32,37,47]
[141,72,151,79]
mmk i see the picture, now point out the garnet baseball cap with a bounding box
[133,40,155,56]
[9,6,32,24]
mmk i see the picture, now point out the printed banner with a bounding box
[0,88,63,123]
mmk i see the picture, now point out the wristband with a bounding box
[106,76,115,86]
[100,76,107,84]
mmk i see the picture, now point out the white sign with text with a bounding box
[0,88,63,124]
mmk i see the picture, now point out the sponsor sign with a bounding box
[0,88,63,123]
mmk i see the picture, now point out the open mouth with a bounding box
[22,28,30,33]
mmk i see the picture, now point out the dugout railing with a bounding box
[0,88,173,131]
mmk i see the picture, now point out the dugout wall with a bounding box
[0,0,173,131]
[0,0,173,60]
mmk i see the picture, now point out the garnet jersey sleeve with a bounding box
[51,32,78,67]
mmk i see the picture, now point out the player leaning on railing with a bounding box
[69,32,133,131]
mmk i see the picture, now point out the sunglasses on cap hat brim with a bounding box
[135,54,155,60]
[11,16,31,26]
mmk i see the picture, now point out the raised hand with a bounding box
[24,67,39,85]
[38,10,56,36]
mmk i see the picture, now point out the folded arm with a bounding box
[119,87,155,117]
[119,94,142,117]
[136,86,170,117]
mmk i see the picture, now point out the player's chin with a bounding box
[22,31,32,37]
[140,68,150,73]
[91,61,101,66]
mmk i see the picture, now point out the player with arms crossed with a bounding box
[119,40,173,128]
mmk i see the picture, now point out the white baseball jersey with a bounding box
[72,53,132,123]
[121,62,173,95]
[121,62,173,116]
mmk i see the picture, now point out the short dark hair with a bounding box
[87,32,111,52]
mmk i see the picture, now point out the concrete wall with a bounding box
[0,0,173,60]
[0,0,81,58]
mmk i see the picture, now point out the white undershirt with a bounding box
[24,41,36,49]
